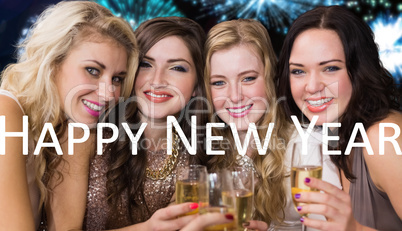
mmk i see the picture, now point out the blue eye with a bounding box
[243,77,256,82]
[86,67,100,76]
[171,65,187,72]
[290,69,304,75]
[211,81,225,86]
[325,66,340,72]
[139,61,151,68]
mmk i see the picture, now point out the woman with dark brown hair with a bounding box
[82,17,233,230]
[276,5,402,230]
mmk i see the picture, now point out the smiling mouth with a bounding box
[306,97,334,113]
[144,90,173,103]
[82,99,103,111]
[227,104,252,113]
[307,97,333,107]
[82,99,105,117]
[145,91,172,98]
[226,104,253,118]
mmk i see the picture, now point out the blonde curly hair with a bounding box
[0,1,138,208]
[204,19,292,225]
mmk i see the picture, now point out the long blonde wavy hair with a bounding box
[204,19,292,225]
[0,1,138,207]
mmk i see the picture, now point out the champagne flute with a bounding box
[291,141,323,230]
[176,164,208,215]
[199,170,237,231]
[232,167,254,231]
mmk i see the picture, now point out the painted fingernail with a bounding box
[242,222,250,227]
[304,177,311,183]
[225,214,234,220]
[295,193,301,199]
[297,206,302,211]
[189,203,198,210]
[300,217,304,223]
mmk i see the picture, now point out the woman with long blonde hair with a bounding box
[204,19,291,228]
[0,1,138,229]
[205,18,341,230]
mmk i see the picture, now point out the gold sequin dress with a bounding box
[83,146,189,230]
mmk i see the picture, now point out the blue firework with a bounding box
[189,0,344,33]
[345,0,397,21]
[370,14,402,84]
[96,0,184,29]
[346,0,393,11]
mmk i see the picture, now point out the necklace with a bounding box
[236,154,259,179]
[146,131,180,180]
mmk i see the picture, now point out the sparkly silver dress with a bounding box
[236,154,259,181]
[83,146,189,230]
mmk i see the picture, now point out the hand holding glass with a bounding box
[176,165,208,215]
[291,141,323,218]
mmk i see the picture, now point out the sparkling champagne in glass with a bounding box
[176,165,208,215]
[232,167,254,231]
[200,170,237,231]
[291,141,323,230]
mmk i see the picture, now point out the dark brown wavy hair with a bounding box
[103,17,208,223]
[275,6,400,179]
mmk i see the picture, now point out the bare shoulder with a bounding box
[364,111,402,156]
[366,110,402,137]
[364,109,402,158]
[0,94,36,228]
[363,111,402,215]
[0,94,24,118]
[0,93,25,153]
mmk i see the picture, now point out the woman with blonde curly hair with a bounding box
[204,18,341,230]
[204,19,291,229]
[0,1,138,229]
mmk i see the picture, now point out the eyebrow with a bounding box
[210,70,259,79]
[143,56,192,66]
[238,70,259,76]
[85,60,105,69]
[289,59,343,67]
[210,74,226,79]
[85,60,127,75]
[319,59,343,65]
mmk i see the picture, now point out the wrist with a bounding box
[129,221,147,231]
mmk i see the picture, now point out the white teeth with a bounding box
[83,100,103,111]
[307,98,333,106]
[227,105,252,113]
[146,92,170,98]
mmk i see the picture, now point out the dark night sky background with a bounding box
[0,0,401,94]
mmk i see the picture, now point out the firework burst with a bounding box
[96,0,184,29]
[189,0,344,33]
[370,14,402,84]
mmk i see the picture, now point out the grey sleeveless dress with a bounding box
[349,148,402,230]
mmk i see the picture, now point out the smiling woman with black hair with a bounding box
[276,5,402,230]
